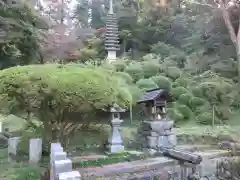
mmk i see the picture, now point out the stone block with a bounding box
[59,171,81,180]
[146,136,158,149]
[8,137,20,162]
[29,138,42,164]
[52,151,67,161]
[51,143,63,154]
[54,159,72,178]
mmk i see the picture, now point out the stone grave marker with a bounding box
[8,137,20,162]
[29,138,42,164]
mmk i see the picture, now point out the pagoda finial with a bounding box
[109,0,114,14]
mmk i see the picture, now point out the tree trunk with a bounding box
[212,104,215,128]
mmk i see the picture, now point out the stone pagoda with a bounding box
[105,0,120,63]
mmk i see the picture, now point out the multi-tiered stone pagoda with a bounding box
[105,0,120,62]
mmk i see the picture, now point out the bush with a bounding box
[190,97,205,110]
[178,93,192,107]
[141,61,161,78]
[172,82,180,88]
[164,67,182,80]
[125,63,144,82]
[196,112,213,125]
[175,76,189,88]
[171,86,188,100]
[127,85,143,104]
[151,75,172,91]
[115,72,133,84]
[0,64,131,143]
[136,78,158,91]
[167,108,184,122]
[14,164,41,180]
[112,60,127,72]
[175,104,192,120]
[191,86,204,98]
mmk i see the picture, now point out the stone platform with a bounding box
[77,149,232,180]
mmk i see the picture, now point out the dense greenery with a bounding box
[0,64,131,146]
[0,0,48,68]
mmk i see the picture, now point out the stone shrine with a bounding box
[137,88,176,152]
[104,0,120,62]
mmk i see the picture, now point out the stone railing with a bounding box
[50,143,81,180]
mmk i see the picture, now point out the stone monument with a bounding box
[108,103,125,153]
[105,0,120,63]
[29,138,42,164]
[137,88,176,152]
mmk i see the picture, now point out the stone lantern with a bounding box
[108,103,125,153]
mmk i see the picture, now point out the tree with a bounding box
[213,0,240,81]
[0,0,48,68]
[0,64,131,146]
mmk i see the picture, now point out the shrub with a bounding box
[124,63,144,82]
[172,82,180,88]
[151,75,172,91]
[175,104,192,120]
[164,67,182,80]
[136,78,158,91]
[191,87,204,98]
[167,108,184,122]
[14,164,41,180]
[115,72,133,84]
[175,76,189,88]
[0,64,131,144]
[178,93,192,107]
[196,112,213,125]
[190,97,205,110]
[112,60,127,72]
[171,86,188,100]
[127,85,143,104]
[141,61,161,78]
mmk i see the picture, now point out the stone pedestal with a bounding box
[108,118,124,153]
[139,120,176,151]
[29,138,42,164]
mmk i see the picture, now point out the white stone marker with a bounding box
[8,137,20,162]
[29,138,42,164]
[54,159,72,179]
[0,121,2,133]
[59,171,81,180]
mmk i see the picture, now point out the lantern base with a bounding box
[108,144,124,153]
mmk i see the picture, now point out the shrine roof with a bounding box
[137,88,169,104]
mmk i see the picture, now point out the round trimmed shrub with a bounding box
[113,61,127,72]
[136,78,158,91]
[125,63,144,82]
[171,86,188,100]
[167,108,184,122]
[196,112,213,125]
[172,82,180,88]
[191,87,204,98]
[175,104,192,120]
[175,77,189,88]
[190,97,205,110]
[141,62,161,78]
[115,72,133,84]
[151,75,172,91]
[164,67,181,80]
[178,93,192,107]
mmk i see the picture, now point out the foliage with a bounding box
[0,1,48,68]
[124,63,144,82]
[151,75,172,91]
[136,78,158,91]
[0,64,131,143]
